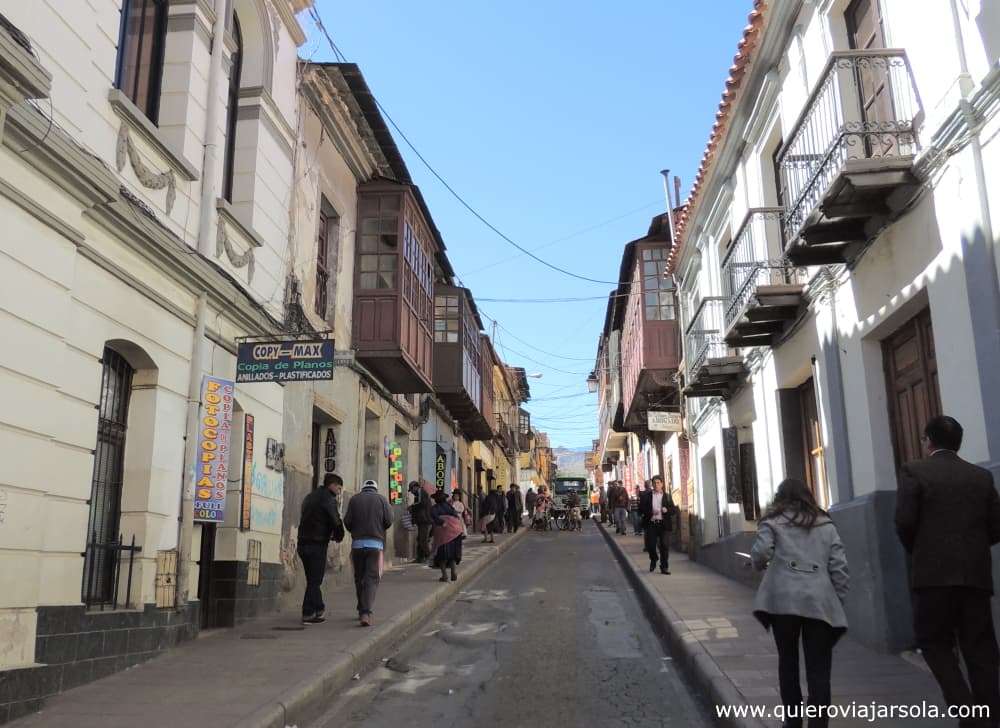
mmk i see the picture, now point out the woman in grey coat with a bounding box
[751,478,849,728]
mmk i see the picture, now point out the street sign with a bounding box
[236,339,334,382]
[435,446,446,489]
[647,411,682,432]
[194,376,235,523]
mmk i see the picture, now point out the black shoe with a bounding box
[660,569,671,575]
[304,615,326,624]
[649,562,657,573]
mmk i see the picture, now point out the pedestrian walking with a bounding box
[491,484,507,538]
[478,485,498,542]
[630,484,645,536]
[451,490,471,536]
[640,475,676,574]
[525,487,537,519]
[343,479,393,627]
[895,415,1000,724]
[599,485,608,523]
[612,481,629,535]
[408,480,432,563]
[430,490,464,582]
[296,473,345,625]
[506,483,523,533]
[751,478,849,728]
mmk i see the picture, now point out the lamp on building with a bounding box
[586,372,599,393]
[526,372,543,379]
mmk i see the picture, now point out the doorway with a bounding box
[799,378,830,508]
[882,307,941,468]
[197,523,217,628]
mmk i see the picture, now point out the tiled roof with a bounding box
[667,0,767,273]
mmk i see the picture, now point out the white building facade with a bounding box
[673,0,1000,652]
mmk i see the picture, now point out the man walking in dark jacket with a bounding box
[896,416,1000,724]
[344,480,393,627]
[506,484,523,533]
[492,485,507,537]
[296,474,345,624]
[408,481,432,563]
[640,476,676,574]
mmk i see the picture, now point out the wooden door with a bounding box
[883,308,941,468]
[846,0,896,156]
[799,378,830,508]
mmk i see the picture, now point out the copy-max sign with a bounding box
[236,339,334,382]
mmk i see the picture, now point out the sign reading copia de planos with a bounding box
[236,340,334,383]
[194,376,235,523]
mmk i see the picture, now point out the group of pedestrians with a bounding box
[297,474,391,628]
[475,483,525,542]
[749,415,1000,727]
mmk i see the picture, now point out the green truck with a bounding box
[550,476,592,519]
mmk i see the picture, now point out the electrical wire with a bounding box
[477,311,597,361]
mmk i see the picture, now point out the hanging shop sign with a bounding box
[722,427,741,504]
[435,446,447,490]
[235,339,334,383]
[239,413,254,530]
[647,411,683,432]
[324,429,337,474]
[388,442,404,505]
[194,376,235,523]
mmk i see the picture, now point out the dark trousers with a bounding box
[351,547,381,616]
[771,615,837,728]
[507,510,520,532]
[630,509,642,535]
[416,523,431,561]
[913,586,1000,726]
[613,507,628,533]
[297,541,328,618]
[643,521,670,571]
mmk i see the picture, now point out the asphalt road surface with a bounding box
[312,521,712,728]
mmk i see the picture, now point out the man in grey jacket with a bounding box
[343,480,393,627]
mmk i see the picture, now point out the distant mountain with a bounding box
[552,447,588,477]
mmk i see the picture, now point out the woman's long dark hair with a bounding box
[761,478,829,528]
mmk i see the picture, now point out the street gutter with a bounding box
[596,521,767,728]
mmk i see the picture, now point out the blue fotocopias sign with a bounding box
[236,339,334,382]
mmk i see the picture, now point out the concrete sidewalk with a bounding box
[9,530,527,728]
[599,524,947,728]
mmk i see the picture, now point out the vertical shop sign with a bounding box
[435,446,446,490]
[239,413,254,530]
[194,376,235,523]
[388,442,404,504]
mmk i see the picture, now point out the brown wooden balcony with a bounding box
[353,179,436,392]
[721,208,806,348]
[432,285,492,439]
[682,297,744,399]
[778,49,923,266]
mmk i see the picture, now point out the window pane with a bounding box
[435,320,446,331]
[380,234,398,251]
[360,235,378,253]
[360,255,377,272]
[379,255,396,271]
[378,271,395,289]
[643,262,658,276]
[382,195,400,211]
[646,307,660,320]
[644,293,657,307]
[447,332,458,343]
[360,198,379,215]
[360,272,377,289]
[642,249,652,260]
[380,216,398,233]
[361,218,379,235]
[447,319,458,331]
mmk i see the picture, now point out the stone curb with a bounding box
[597,522,767,728]
[242,528,530,728]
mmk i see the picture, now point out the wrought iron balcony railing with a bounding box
[777,49,922,243]
[721,208,806,331]
[683,296,728,379]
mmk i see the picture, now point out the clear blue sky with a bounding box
[307,1,753,449]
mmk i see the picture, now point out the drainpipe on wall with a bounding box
[948,0,1000,466]
[177,0,227,608]
[196,0,230,256]
[176,291,208,609]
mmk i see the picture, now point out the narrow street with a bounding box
[313,523,711,728]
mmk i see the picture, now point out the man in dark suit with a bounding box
[639,475,677,574]
[896,415,1000,725]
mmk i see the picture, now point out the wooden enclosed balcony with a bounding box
[432,285,492,439]
[778,49,922,266]
[353,179,436,393]
[682,297,744,399]
[721,208,806,348]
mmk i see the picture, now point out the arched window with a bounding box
[222,14,243,203]
[83,347,135,605]
[115,0,168,123]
